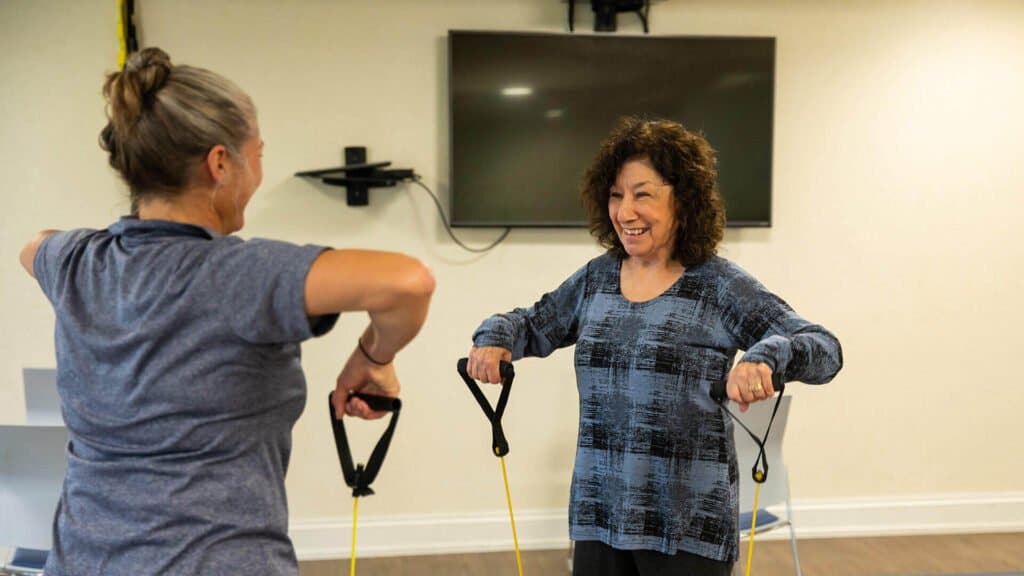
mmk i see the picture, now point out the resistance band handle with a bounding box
[349,392,402,413]
[328,392,402,498]
[456,357,514,381]
[491,417,510,458]
[709,372,785,403]
[709,374,787,485]
[456,357,515,457]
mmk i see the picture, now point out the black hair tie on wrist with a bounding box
[358,338,390,366]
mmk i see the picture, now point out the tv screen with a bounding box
[448,31,775,227]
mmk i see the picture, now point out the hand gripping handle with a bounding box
[709,372,785,402]
[457,358,515,457]
[328,392,402,497]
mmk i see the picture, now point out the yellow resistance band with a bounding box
[349,496,359,576]
[116,0,127,67]
[743,473,764,576]
[500,456,523,576]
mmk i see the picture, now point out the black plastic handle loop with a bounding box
[328,392,402,497]
[709,372,784,403]
[456,357,515,457]
[709,372,785,484]
[352,393,402,413]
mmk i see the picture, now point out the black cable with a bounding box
[125,0,138,52]
[409,177,511,253]
[635,0,650,33]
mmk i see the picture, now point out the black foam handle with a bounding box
[456,357,515,382]
[349,392,402,413]
[500,360,514,380]
[709,372,786,402]
[709,380,728,402]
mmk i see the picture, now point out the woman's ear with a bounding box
[204,144,230,184]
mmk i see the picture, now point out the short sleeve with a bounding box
[33,229,97,304]
[209,239,338,344]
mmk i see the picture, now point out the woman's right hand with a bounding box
[467,346,512,384]
[333,345,400,420]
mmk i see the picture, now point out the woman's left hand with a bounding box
[726,361,775,413]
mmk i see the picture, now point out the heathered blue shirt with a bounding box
[473,253,842,561]
[33,218,338,576]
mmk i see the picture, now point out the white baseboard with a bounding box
[785,492,1024,540]
[291,509,569,561]
[289,492,1024,561]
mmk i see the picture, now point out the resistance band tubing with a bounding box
[500,456,523,576]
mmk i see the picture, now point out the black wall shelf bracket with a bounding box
[295,146,415,206]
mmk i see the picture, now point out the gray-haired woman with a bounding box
[19,47,434,575]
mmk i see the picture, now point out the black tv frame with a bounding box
[447,30,776,228]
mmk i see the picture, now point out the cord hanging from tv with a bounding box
[295,146,414,206]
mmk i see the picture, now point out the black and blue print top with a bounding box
[473,253,842,561]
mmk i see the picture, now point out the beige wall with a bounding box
[2,0,1022,535]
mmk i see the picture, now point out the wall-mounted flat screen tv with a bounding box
[448,31,775,227]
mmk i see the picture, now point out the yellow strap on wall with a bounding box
[116,0,127,67]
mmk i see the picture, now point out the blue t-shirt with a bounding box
[473,253,842,561]
[33,218,338,576]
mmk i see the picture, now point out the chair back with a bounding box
[0,424,68,550]
[22,368,62,426]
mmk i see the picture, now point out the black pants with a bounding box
[573,540,734,576]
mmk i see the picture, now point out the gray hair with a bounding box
[100,47,256,210]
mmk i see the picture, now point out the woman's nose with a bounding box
[616,196,636,220]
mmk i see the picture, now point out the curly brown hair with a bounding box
[581,117,725,267]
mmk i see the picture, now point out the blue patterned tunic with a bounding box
[473,253,842,561]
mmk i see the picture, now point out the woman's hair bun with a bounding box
[97,47,256,200]
[123,47,172,97]
[103,47,172,134]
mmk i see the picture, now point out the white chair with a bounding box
[733,395,801,576]
[0,424,67,574]
[22,369,62,427]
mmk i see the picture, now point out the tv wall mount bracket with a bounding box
[295,146,415,206]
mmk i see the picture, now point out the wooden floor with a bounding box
[300,532,1024,575]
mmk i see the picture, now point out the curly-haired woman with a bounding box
[466,117,842,576]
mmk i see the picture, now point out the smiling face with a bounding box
[608,157,677,265]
